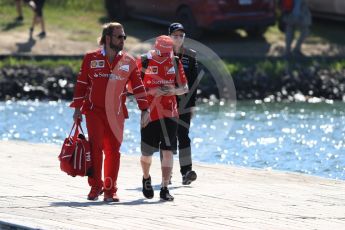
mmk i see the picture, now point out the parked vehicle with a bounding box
[306,0,345,21]
[105,0,276,38]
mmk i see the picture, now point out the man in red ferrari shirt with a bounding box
[138,35,188,201]
[70,22,149,202]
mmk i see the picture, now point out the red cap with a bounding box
[154,35,173,56]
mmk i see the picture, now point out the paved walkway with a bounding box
[0,141,345,230]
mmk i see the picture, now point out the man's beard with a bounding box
[110,41,123,53]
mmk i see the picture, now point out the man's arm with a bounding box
[129,60,150,128]
[70,54,90,122]
[188,49,198,107]
[129,60,149,110]
[162,58,189,96]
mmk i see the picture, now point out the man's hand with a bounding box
[161,84,188,96]
[155,87,169,96]
[73,108,82,123]
[160,85,175,95]
[147,87,166,96]
[141,110,150,128]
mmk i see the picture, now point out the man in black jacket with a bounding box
[169,23,198,185]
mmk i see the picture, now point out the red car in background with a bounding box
[105,0,276,38]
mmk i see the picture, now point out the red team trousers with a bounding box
[85,107,124,194]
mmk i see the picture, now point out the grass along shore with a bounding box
[0,0,105,43]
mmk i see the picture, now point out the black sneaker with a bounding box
[142,176,154,199]
[160,187,174,201]
[182,170,197,185]
[38,31,46,38]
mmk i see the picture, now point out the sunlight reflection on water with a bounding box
[1,99,344,180]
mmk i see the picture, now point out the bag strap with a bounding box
[77,122,85,136]
[140,54,149,79]
[69,120,84,142]
[68,122,77,138]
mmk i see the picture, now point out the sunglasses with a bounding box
[112,34,127,40]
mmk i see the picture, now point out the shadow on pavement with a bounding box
[15,36,36,53]
[2,20,23,32]
[50,198,162,207]
[125,184,187,192]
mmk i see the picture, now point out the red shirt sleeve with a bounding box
[136,57,143,73]
[69,54,90,108]
[176,59,188,86]
[128,59,149,111]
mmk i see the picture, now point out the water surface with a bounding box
[1,99,344,180]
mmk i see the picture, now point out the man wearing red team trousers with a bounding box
[138,35,188,201]
[71,22,150,202]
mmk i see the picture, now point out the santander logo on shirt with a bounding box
[151,79,174,85]
[145,78,175,86]
[93,73,125,80]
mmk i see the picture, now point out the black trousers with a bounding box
[160,112,193,175]
[175,112,192,175]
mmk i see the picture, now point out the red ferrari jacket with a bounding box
[70,48,149,118]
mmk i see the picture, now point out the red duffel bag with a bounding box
[58,120,92,177]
